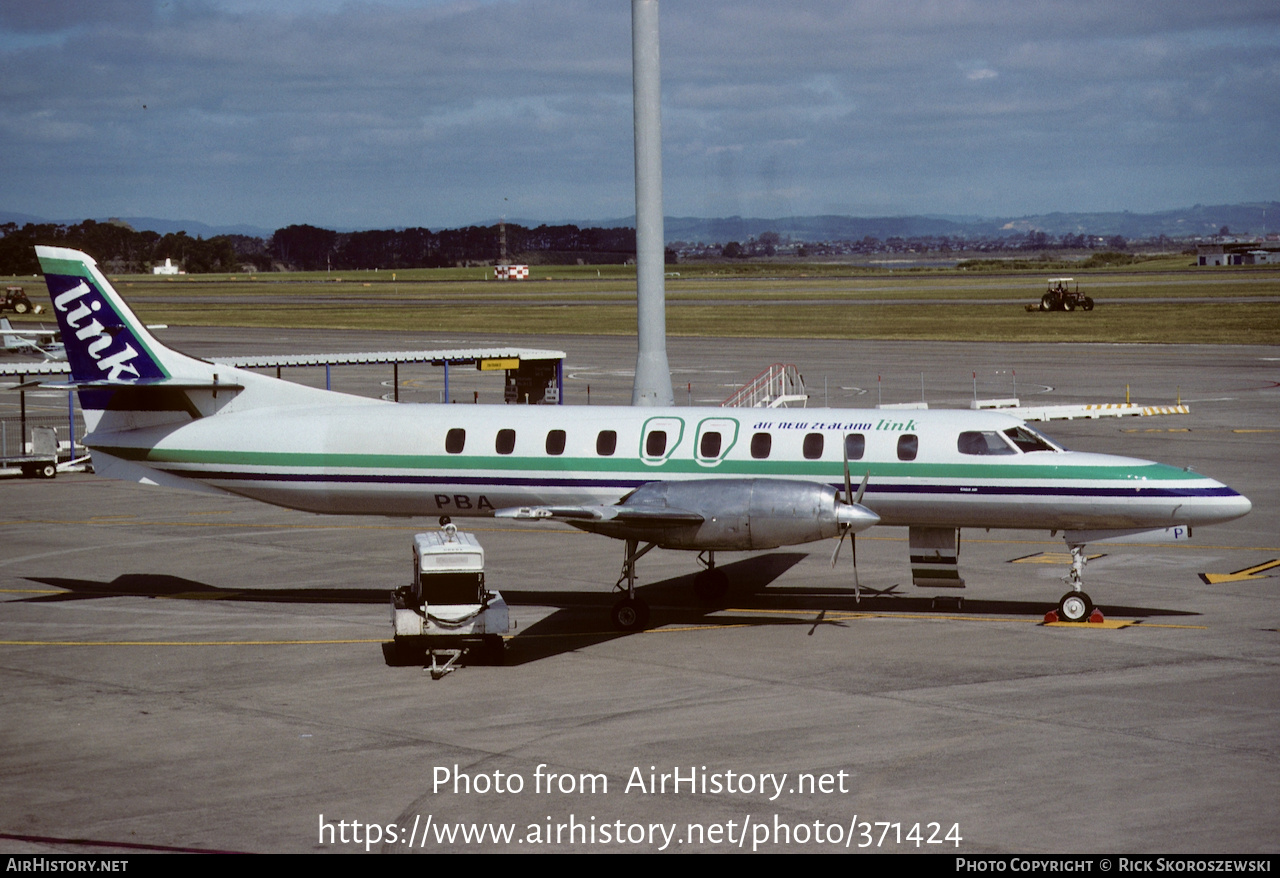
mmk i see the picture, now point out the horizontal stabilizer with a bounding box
[40,377,245,391]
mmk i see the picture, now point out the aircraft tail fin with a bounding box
[0,317,20,352]
[36,246,206,386]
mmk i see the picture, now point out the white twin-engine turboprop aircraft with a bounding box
[36,245,1250,629]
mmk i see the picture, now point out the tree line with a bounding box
[0,219,643,275]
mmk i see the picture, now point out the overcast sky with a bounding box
[1,0,1277,231]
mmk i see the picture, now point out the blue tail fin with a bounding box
[36,246,181,384]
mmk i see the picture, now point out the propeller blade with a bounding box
[830,526,847,567]
[853,470,869,506]
[852,531,860,603]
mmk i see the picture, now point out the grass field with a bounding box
[4,262,1277,344]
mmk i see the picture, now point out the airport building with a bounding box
[1196,242,1280,265]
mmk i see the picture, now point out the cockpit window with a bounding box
[1003,425,1060,453]
[958,430,1016,455]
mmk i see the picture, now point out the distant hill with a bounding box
[4,202,1276,244]
[0,212,272,239]
[651,203,1280,243]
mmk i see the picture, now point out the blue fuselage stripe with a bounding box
[154,467,1238,499]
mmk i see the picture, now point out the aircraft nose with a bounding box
[1224,491,1252,521]
[1194,483,1252,525]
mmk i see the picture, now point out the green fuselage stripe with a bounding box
[92,444,1193,483]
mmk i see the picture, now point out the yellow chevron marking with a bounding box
[1199,559,1280,584]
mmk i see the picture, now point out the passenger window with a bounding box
[646,430,667,457]
[545,429,566,455]
[596,430,617,456]
[803,433,824,460]
[958,430,1014,455]
[844,433,865,460]
[445,428,465,454]
[750,432,772,459]
[495,428,516,455]
[897,434,918,461]
[700,431,722,458]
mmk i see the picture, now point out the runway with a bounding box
[1,331,1277,853]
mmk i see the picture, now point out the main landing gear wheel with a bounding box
[1057,591,1093,623]
[693,568,729,602]
[611,596,650,632]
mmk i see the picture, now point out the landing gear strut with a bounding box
[1055,543,1096,622]
[693,551,729,602]
[612,538,654,631]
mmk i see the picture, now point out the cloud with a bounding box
[0,0,1277,227]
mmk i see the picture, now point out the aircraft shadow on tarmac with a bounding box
[23,574,388,605]
[22,557,1198,667]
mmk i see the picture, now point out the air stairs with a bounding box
[721,363,808,408]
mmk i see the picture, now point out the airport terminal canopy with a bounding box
[0,346,568,405]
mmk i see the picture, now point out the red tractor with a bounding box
[1036,277,1094,312]
[2,286,43,315]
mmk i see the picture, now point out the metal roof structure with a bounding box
[0,347,566,377]
[0,360,73,377]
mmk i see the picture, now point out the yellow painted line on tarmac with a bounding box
[1009,551,1105,564]
[0,587,64,594]
[722,608,1205,630]
[725,607,1023,625]
[644,623,759,634]
[0,638,387,647]
[1045,620,1206,630]
[1044,620,1134,629]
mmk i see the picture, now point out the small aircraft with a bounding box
[34,245,1251,629]
[1,317,66,361]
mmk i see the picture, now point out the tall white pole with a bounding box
[630,0,674,406]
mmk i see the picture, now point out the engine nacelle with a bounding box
[585,479,878,551]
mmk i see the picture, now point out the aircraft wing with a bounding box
[494,504,704,527]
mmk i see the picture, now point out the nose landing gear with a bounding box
[1050,543,1102,623]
